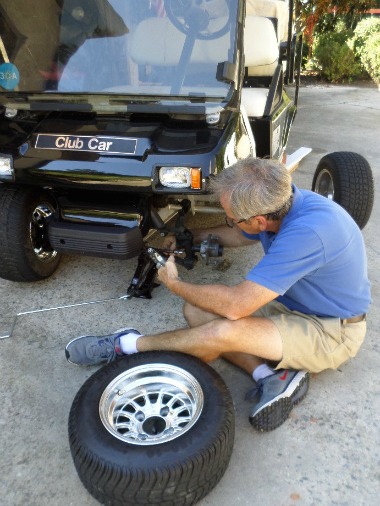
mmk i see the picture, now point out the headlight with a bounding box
[159,166,202,189]
[0,155,14,181]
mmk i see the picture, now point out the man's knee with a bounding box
[200,318,240,350]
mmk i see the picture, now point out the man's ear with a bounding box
[254,215,268,231]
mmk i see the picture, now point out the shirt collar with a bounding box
[280,184,303,229]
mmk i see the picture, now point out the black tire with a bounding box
[0,184,61,281]
[68,352,235,506]
[311,152,374,229]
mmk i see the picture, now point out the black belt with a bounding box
[341,314,366,325]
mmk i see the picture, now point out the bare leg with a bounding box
[183,303,268,374]
[222,352,265,375]
[184,302,274,373]
[137,304,283,364]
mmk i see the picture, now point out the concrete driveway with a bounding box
[1,83,379,506]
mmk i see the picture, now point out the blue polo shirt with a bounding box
[244,185,371,318]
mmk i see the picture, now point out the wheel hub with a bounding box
[314,169,334,200]
[142,416,167,436]
[99,363,204,445]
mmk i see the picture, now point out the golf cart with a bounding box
[0,1,374,504]
[0,0,372,286]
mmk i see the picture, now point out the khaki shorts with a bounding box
[255,301,366,373]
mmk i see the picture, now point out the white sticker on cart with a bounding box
[0,63,20,90]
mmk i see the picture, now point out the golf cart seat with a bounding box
[241,15,281,118]
[244,16,279,78]
[130,13,281,119]
[246,0,289,42]
[130,17,230,67]
[128,16,230,93]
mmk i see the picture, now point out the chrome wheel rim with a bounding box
[99,363,204,446]
[29,203,58,262]
[315,169,334,200]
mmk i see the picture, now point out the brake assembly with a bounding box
[126,199,224,299]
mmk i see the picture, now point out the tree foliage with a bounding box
[353,17,380,83]
[295,0,375,33]
[295,0,375,64]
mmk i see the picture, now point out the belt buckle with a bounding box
[341,314,366,325]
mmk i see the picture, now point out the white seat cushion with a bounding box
[241,87,269,117]
[246,0,289,42]
[244,16,279,76]
[130,17,230,66]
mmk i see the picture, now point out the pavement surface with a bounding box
[1,83,379,506]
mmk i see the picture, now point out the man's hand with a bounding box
[157,256,180,289]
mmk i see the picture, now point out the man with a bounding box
[65,158,371,431]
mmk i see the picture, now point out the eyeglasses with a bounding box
[225,215,253,228]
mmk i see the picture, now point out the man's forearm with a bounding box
[167,277,235,318]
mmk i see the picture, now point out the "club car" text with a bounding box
[55,136,113,151]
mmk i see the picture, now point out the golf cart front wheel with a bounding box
[0,184,61,281]
[68,352,235,505]
[312,152,374,229]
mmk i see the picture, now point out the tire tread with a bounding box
[68,353,235,505]
[312,151,374,229]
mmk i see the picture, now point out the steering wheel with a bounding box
[164,0,230,40]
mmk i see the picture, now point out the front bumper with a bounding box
[48,222,143,259]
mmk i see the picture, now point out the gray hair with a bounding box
[210,158,293,219]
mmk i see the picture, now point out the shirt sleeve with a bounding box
[246,225,326,294]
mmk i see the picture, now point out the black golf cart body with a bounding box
[0,0,373,284]
[0,0,309,282]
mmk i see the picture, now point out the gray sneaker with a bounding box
[65,328,141,366]
[247,369,310,431]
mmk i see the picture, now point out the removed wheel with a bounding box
[68,352,235,506]
[0,185,61,281]
[312,152,374,229]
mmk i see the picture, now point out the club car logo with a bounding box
[36,134,137,155]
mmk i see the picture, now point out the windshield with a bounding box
[0,0,239,102]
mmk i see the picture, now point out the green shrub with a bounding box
[353,18,380,84]
[311,29,363,82]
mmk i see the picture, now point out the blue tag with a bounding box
[0,63,20,90]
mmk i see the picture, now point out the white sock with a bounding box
[252,364,275,382]
[120,332,143,354]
